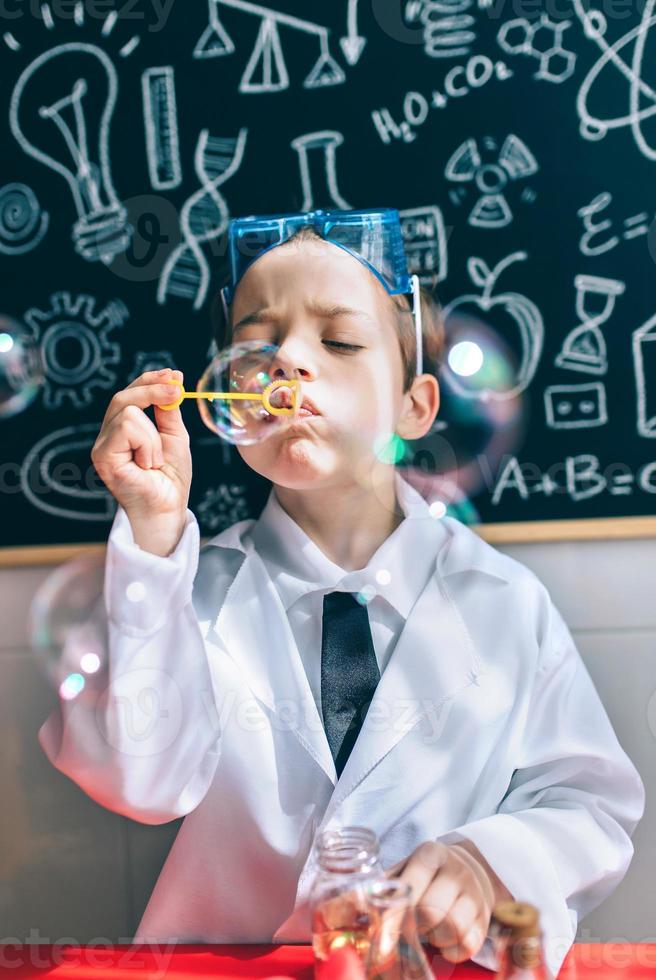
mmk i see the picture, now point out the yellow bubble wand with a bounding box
[160,377,301,415]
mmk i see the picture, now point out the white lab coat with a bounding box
[38,478,644,978]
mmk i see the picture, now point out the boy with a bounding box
[39,209,644,977]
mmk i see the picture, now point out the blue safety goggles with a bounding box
[220,207,423,375]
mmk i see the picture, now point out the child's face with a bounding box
[230,239,436,492]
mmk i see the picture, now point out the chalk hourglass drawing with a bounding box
[10,43,132,264]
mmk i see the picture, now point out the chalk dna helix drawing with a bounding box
[573,0,656,160]
[0,182,49,255]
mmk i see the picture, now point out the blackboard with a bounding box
[2,0,656,560]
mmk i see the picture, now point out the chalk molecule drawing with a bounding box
[23,291,128,409]
[0,182,49,255]
[442,252,544,401]
[9,42,134,264]
[555,275,625,376]
[445,135,538,229]
[573,0,656,160]
[193,0,349,91]
[158,128,248,310]
[497,14,576,83]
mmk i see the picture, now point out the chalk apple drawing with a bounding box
[444,251,544,401]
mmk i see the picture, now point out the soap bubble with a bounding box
[0,314,43,417]
[28,554,108,701]
[197,340,301,444]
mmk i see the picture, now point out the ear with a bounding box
[396,374,440,441]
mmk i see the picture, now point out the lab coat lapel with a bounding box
[213,544,337,784]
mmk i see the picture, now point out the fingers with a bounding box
[424,891,486,958]
[94,403,164,476]
[394,842,449,905]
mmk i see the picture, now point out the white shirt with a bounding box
[250,471,445,714]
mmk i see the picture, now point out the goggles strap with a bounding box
[411,274,423,376]
[220,286,230,328]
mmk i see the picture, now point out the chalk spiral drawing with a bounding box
[158,128,248,310]
[555,275,625,376]
[10,42,133,264]
[405,0,478,60]
[0,182,49,255]
[544,382,608,429]
[141,66,182,192]
[443,252,544,401]
[193,0,347,92]
[291,131,351,211]
[21,423,117,521]
[23,291,128,409]
[445,135,538,228]
[497,15,576,84]
[578,192,654,256]
[573,0,656,160]
[633,313,656,437]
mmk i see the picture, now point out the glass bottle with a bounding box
[365,879,434,980]
[310,826,385,979]
[491,902,547,980]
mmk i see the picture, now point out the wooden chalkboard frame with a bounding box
[2,515,656,566]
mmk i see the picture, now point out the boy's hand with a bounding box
[91,368,192,556]
[385,840,512,964]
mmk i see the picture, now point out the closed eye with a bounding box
[323,340,365,352]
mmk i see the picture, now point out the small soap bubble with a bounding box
[0,314,43,417]
[126,580,146,603]
[197,340,301,444]
[28,554,108,699]
[429,500,447,519]
[375,569,392,586]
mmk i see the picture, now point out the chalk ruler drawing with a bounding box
[446,135,538,228]
[544,382,608,429]
[443,252,544,401]
[10,42,133,264]
[497,14,576,83]
[555,275,625,376]
[573,0,656,160]
[633,313,656,437]
[0,182,49,254]
[291,130,351,210]
[24,291,128,409]
[158,128,248,310]
[193,0,348,91]
[141,67,182,191]
[21,423,117,521]
[578,192,655,255]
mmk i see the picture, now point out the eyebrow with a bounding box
[232,303,376,334]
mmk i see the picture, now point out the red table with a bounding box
[1,944,656,979]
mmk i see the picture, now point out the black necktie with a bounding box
[320,591,381,777]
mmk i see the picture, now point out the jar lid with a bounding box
[492,901,540,939]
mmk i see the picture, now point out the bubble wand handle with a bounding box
[160,378,300,416]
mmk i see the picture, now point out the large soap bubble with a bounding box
[0,314,43,418]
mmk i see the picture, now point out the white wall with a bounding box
[1,535,653,944]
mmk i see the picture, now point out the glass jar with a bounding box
[365,879,434,980]
[491,902,547,980]
[310,826,385,977]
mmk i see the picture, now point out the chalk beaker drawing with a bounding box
[291,131,351,211]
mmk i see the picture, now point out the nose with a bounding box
[269,336,315,383]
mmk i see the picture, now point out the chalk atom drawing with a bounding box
[23,291,128,409]
[158,128,248,310]
[0,182,49,255]
[633,313,656,437]
[141,67,182,191]
[445,135,538,228]
[555,275,625,376]
[544,382,608,429]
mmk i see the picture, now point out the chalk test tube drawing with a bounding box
[497,14,576,83]
[10,43,132,264]
[443,252,544,401]
[193,0,347,91]
[21,423,116,521]
[544,382,608,429]
[555,275,625,376]
[291,131,351,211]
[141,67,182,192]
[0,182,49,254]
[23,291,127,409]
[578,191,654,255]
[197,483,250,532]
[158,128,248,310]
[405,0,478,60]
[445,134,538,228]
[573,0,656,161]
[633,313,656,437]
[399,206,448,285]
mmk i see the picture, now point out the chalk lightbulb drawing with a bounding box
[10,43,132,264]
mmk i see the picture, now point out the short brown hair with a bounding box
[209,225,445,393]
